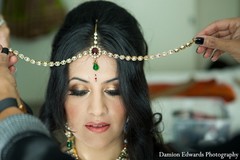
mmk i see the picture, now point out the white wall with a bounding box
[63,0,198,72]
[9,0,240,113]
[115,0,198,72]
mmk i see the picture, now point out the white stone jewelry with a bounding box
[8,38,196,67]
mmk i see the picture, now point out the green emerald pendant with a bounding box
[67,141,72,149]
[93,61,99,71]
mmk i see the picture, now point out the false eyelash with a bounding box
[69,89,89,96]
[105,89,120,96]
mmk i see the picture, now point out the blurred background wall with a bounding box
[1,0,239,114]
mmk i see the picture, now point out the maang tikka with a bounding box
[89,19,101,71]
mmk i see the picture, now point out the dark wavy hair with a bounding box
[39,1,167,159]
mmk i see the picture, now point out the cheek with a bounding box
[65,98,84,126]
[108,98,126,125]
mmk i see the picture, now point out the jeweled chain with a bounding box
[8,39,195,67]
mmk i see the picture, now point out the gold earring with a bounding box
[65,124,78,159]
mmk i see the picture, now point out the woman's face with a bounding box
[65,54,126,148]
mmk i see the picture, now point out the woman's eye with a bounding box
[105,89,120,96]
[68,89,89,96]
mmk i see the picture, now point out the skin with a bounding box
[0,48,21,120]
[65,54,126,160]
[0,22,22,120]
[0,17,17,73]
[196,17,240,62]
[0,17,10,48]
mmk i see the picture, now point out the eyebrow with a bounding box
[68,77,89,83]
[68,77,119,84]
[104,77,119,84]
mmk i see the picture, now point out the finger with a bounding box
[8,53,18,67]
[195,36,226,52]
[203,36,240,56]
[0,24,10,47]
[211,50,224,62]
[196,46,206,54]
[8,65,16,74]
[203,48,214,59]
[196,36,240,62]
[1,47,9,55]
[0,47,9,67]
[196,19,232,36]
[211,30,231,38]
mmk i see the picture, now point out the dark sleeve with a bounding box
[0,114,74,160]
[3,132,74,160]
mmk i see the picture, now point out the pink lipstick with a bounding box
[85,122,110,133]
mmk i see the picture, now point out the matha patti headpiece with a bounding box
[90,19,101,71]
[8,20,199,68]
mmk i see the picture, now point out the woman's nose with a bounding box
[87,93,107,116]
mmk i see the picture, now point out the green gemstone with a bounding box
[67,141,72,148]
[93,62,99,71]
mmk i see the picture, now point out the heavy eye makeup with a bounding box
[104,85,120,96]
[68,84,90,96]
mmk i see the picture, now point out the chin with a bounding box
[76,133,123,149]
[83,138,116,149]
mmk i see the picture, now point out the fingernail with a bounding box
[203,50,208,58]
[1,47,9,55]
[195,37,204,45]
[211,57,217,62]
[196,47,199,53]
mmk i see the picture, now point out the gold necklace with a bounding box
[67,146,128,160]
[8,38,196,67]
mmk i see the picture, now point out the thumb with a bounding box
[0,47,9,67]
[201,36,240,55]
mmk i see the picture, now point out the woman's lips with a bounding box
[85,122,110,133]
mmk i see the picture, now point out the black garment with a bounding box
[199,134,240,152]
[2,131,74,160]
[0,114,74,160]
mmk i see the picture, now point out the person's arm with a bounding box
[0,15,17,74]
[0,113,74,160]
[195,17,240,62]
[0,45,73,160]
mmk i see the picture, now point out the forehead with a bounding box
[68,55,118,78]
